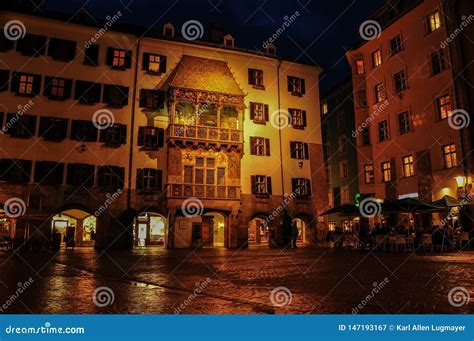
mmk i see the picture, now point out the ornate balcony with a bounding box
[169,184,240,200]
[169,124,243,144]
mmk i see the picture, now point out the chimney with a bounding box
[209,23,224,44]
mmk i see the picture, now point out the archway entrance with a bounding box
[248,217,269,246]
[202,212,225,247]
[51,209,96,248]
[134,212,166,247]
[292,218,306,245]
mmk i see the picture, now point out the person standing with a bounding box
[291,221,299,249]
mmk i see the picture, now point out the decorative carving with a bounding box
[169,147,182,176]
[228,155,240,178]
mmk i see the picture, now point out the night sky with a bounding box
[42,0,387,94]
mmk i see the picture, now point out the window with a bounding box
[431,50,447,75]
[250,102,269,124]
[292,178,311,197]
[97,166,125,189]
[250,137,270,156]
[339,136,347,153]
[103,84,129,107]
[5,113,36,137]
[287,76,305,95]
[251,175,272,196]
[39,117,68,141]
[47,38,76,61]
[84,44,99,66]
[394,70,407,93]
[324,144,330,159]
[390,35,402,55]
[375,83,386,103]
[99,124,127,146]
[289,108,307,129]
[66,163,95,187]
[43,77,72,99]
[443,144,457,169]
[71,120,98,142]
[107,48,131,69]
[139,89,166,110]
[0,34,14,52]
[74,80,102,104]
[341,186,350,204]
[321,103,328,116]
[372,49,382,67]
[364,164,374,184]
[138,126,164,150]
[248,69,264,87]
[398,111,412,134]
[357,90,368,108]
[16,33,47,56]
[426,10,441,33]
[378,120,389,142]
[356,59,365,75]
[136,168,162,191]
[290,141,309,160]
[361,127,371,146]
[336,112,344,130]
[0,70,9,92]
[403,155,415,177]
[339,160,348,180]
[381,161,392,182]
[34,161,64,186]
[326,165,332,183]
[163,23,175,37]
[437,95,452,119]
[142,53,167,73]
[11,72,41,96]
[0,159,32,183]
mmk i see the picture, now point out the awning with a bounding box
[381,197,441,212]
[320,204,361,216]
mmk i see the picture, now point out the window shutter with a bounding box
[301,79,306,94]
[159,55,167,73]
[142,53,149,70]
[102,84,110,103]
[120,86,129,106]
[90,123,98,141]
[291,178,297,193]
[306,179,312,196]
[124,50,132,69]
[70,120,78,140]
[138,127,145,146]
[136,169,144,190]
[106,47,114,66]
[64,79,72,99]
[267,176,272,195]
[93,83,102,103]
[97,166,106,187]
[85,44,99,66]
[287,77,292,92]
[264,104,269,122]
[157,91,166,109]
[157,128,164,147]
[118,167,125,188]
[68,41,77,60]
[10,72,20,93]
[265,138,270,156]
[139,89,147,107]
[251,175,256,194]
[250,136,256,155]
[290,141,296,159]
[43,76,53,97]
[60,118,68,139]
[302,110,307,127]
[0,70,9,92]
[99,128,107,143]
[156,169,163,190]
[120,124,127,144]
[304,143,309,160]
[248,69,252,84]
[32,75,42,95]
[250,102,255,120]
[66,164,75,185]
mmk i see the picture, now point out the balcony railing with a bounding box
[169,124,243,143]
[169,184,240,200]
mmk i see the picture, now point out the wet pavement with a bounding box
[0,245,473,314]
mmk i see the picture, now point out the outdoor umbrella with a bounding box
[381,197,440,213]
[320,204,361,216]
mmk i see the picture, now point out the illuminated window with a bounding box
[364,164,374,184]
[149,55,160,72]
[427,11,441,33]
[437,95,452,119]
[375,83,385,103]
[322,102,328,114]
[113,49,125,67]
[328,221,336,231]
[403,155,415,177]
[356,59,365,74]
[398,111,412,134]
[339,160,348,180]
[381,161,391,182]
[290,108,306,128]
[394,70,407,93]
[250,102,268,123]
[251,175,272,195]
[19,74,34,95]
[378,120,389,142]
[250,136,270,156]
[443,144,457,169]
[288,76,305,95]
[372,49,382,67]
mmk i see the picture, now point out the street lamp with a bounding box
[454,176,467,189]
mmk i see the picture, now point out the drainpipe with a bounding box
[277,59,284,200]
[127,38,140,209]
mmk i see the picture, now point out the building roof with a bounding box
[169,55,244,96]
